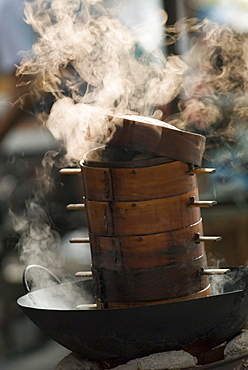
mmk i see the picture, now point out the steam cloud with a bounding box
[10,151,67,290]
[18,0,186,162]
[166,18,248,158]
[17,2,248,166]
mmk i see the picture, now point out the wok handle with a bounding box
[23,264,61,292]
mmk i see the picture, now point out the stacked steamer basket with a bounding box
[76,115,221,308]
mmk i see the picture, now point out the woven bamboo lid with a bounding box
[105,115,206,167]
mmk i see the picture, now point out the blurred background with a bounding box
[1,0,248,368]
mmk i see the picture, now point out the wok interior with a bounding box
[18,279,95,310]
[17,267,248,311]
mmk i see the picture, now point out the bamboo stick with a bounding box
[201,268,231,275]
[188,168,216,175]
[70,238,90,243]
[76,304,97,310]
[75,271,93,277]
[59,168,81,174]
[66,203,85,210]
[189,199,217,208]
[194,233,222,243]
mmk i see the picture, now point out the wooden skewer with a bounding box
[194,233,222,243]
[76,304,97,310]
[66,204,85,210]
[70,238,90,243]
[189,197,217,208]
[75,271,93,278]
[188,168,216,175]
[59,168,81,175]
[201,268,231,275]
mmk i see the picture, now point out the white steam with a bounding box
[10,150,72,291]
[18,3,248,163]
[11,201,62,290]
[18,0,187,162]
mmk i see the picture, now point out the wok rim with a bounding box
[17,277,245,312]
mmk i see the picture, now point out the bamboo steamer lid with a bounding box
[104,115,206,167]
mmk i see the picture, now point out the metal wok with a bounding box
[17,266,248,362]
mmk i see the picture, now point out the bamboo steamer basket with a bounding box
[80,145,210,308]
[91,254,209,306]
[89,219,205,270]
